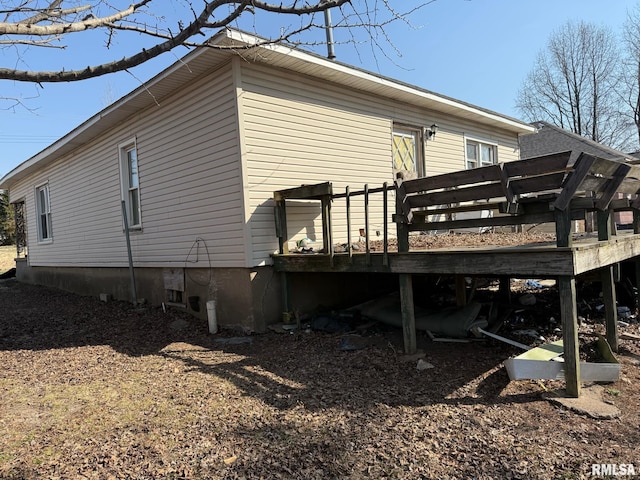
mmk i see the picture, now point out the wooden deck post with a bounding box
[600,267,619,352]
[395,178,410,253]
[346,186,352,262]
[396,219,409,252]
[321,195,333,266]
[558,276,580,398]
[554,207,580,397]
[598,210,619,352]
[282,272,291,318]
[455,276,467,306]
[364,184,371,265]
[554,208,573,248]
[383,182,389,266]
[399,273,417,354]
[396,182,416,354]
[274,198,289,254]
[498,276,511,304]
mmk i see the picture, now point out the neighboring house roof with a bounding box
[0,28,535,189]
[519,121,636,164]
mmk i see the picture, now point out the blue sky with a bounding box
[1,0,638,177]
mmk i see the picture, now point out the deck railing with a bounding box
[274,151,640,257]
[274,181,396,267]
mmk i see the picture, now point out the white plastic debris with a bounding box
[416,359,435,371]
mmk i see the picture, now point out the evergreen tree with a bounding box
[0,191,15,246]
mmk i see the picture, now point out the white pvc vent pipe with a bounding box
[207,300,218,334]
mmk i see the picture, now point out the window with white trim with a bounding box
[35,183,52,242]
[119,140,142,229]
[393,125,424,178]
[466,139,497,170]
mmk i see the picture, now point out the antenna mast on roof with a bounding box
[323,1,336,60]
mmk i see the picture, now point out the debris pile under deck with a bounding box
[272,151,640,397]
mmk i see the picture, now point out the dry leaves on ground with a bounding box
[1,275,640,479]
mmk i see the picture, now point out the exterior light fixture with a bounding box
[427,124,438,139]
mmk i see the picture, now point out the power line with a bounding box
[0,135,58,144]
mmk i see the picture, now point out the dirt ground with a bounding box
[1,271,640,479]
[0,245,16,274]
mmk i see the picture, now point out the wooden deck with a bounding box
[273,232,640,277]
[272,152,640,398]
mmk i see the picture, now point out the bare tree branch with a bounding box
[621,3,640,147]
[516,20,634,151]
[1,91,40,112]
[0,0,428,83]
[0,2,150,35]
[16,0,64,25]
[0,36,64,46]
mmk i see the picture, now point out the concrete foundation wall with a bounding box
[15,260,284,333]
[15,259,397,331]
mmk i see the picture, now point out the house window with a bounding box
[35,183,52,243]
[119,140,141,229]
[466,139,497,169]
[393,126,424,178]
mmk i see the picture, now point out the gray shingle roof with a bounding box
[519,121,636,164]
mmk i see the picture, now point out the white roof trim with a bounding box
[0,45,214,188]
[224,29,532,133]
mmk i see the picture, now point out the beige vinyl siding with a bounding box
[423,125,519,176]
[239,63,393,265]
[239,63,522,265]
[9,58,524,271]
[11,64,245,268]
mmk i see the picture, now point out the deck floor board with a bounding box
[273,231,640,278]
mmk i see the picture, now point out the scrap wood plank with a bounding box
[552,153,597,211]
[618,164,640,198]
[505,151,572,177]
[621,332,640,341]
[395,152,577,230]
[504,152,571,199]
[407,182,506,208]
[508,172,567,196]
[475,327,531,350]
[274,182,332,200]
[578,158,627,192]
[594,163,632,210]
[399,164,504,194]
[551,154,635,211]
[410,201,504,217]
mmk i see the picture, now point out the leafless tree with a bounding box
[0,0,430,84]
[516,21,634,151]
[621,2,640,147]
